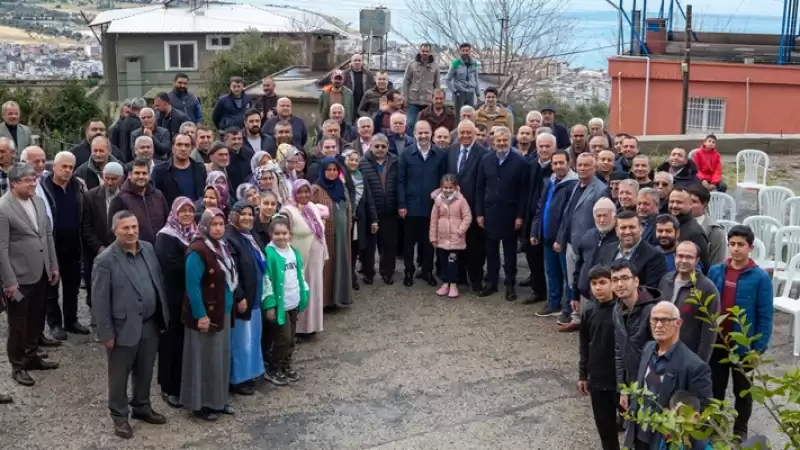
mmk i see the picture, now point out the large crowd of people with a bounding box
[0,47,776,448]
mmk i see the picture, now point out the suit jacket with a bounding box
[91,241,169,347]
[475,150,530,240]
[597,239,668,289]
[557,176,606,247]
[81,186,115,257]
[624,340,713,450]
[446,142,488,210]
[0,122,32,150]
[0,193,58,287]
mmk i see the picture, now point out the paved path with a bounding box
[0,262,796,450]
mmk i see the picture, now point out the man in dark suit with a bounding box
[92,210,169,439]
[81,162,125,310]
[476,126,530,300]
[0,163,60,388]
[154,92,190,139]
[597,210,668,289]
[447,120,488,290]
[623,301,712,450]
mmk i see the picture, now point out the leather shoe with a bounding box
[0,393,12,404]
[382,276,393,285]
[519,277,532,287]
[39,334,62,347]
[471,283,483,293]
[363,276,373,285]
[114,420,134,439]
[28,359,59,371]
[12,370,34,386]
[402,273,413,287]
[558,322,579,333]
[230,382,255,396]
[478,286,498,297]
[132,409,167,425]
[36,349,48,360]
[50,326,67,341]
[505,287,517,301]
[521,293,545,305]
[66,322,91,335]
[421,272,438,287]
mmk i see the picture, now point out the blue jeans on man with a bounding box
[544,239,572,310]
[406,104,423,134]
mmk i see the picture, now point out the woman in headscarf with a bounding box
[206,170,228,189]
[154,197,197,408]
[258,161,291,205]
[281,179,327,334]
[206,170,231,212]
[181,208,244,421]
[342,149,377,290]
[311,157,353,307]
[236,183,261,211]
[253,189,279,249]
[223,201,266,396]
[281,146,307,183]
[195,185,221,222]
[250,150,271,179]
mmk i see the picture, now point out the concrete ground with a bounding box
[0,262,797,450]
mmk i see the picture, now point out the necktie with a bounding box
[458,147,468,173]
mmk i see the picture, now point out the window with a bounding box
[686,97,726,133]
[206,34,233,51]
[164,41,198,71]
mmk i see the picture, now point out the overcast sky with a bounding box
[569,0,783,16]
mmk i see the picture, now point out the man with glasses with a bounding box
[610,259,661,416]
[623,300,712,450]
[653,172,673,214]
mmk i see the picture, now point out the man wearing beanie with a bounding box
[82,161,125,311]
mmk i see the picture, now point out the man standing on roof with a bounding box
[446,43,480,113]
[211,76,252,133]
[403,43,441,134]
[316,54,375,124]
[318,70,355,126]
[540,106,570,150]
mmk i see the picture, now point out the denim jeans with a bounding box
[406,104,423,134]
[543,239,566,310]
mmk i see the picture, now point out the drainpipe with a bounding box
[745,77,751,133]
[617,72,623,131]
[617,56,652,135]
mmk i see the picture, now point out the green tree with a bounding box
[510,90,609,129]
[205,29,297,107]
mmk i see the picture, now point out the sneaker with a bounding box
[263,369,289,386]
[536,305,560,317]
[436,284,450,296]
[284,367,301,383]
[556,311,572,325]
[448,285,459,298]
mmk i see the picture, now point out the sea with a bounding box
[254,0,785,69]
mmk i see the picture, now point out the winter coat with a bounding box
[417,105,457,131]
[130,126,172,160]
[318,86,355,126]
[107,179,168,244]
[398,145,447,217]
[613,286,661,385]
[572,228,619,301]
[261,115,308,149]
[358,86,392,118]
[692,146,723,185]
[658,270,720,362]
[596,238,668,289]
[116,115,142,162]
[429,189,472,250]
[656,159,701,188]
[475,107,514,133]
[168,89,202,124]
[74,156,121,191]
[151,158,207,206]
[70,139,125,168]
[445,57,480,96]
[156,107,191,138]
[211,93,253,131]
[475,150,530,240]
[359,151,398,215]
[676,212,710,273]
[700,215,728,267]
[531,170,578,242]
[523,159,553,240]
[402,53,441,106]
[579,299,618,391]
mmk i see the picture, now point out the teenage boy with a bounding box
[707,224,773,440]
[578,265,620,450]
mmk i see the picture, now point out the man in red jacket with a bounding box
[692,134,727,192]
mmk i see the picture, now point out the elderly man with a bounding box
[588,117,613,148]
[358,71,392,118]
[152,133,206,206]
[154,92,190,139]
[623,301,712,450]
[353,117,374,154]
[571,197,619,310]
[477,126,530,300]
[668,188,710,273]
[450,105,477,142]
[637,187,660,246]
[373,91,405,136]
[0,137,16,197]
[654,171,673,214]
[525,110,543,132]
[566,125,589,165]
[130,135,157,174]
[617,179,639,213]
[93,210,169,438]
[0,101,32,150]
[130,108,171,161]
[328,103,358,143]
[387,112,414,156]
[81,162,125,311]
[117,98,146,162]
[261,97,308,148]
[588,135,608,157]
[179,121,196,142]
[0,163,60,387]
[41,152,89,340]
[318,70,354,126]
[316,119,346,149]
[75,135,119,191]
[109,159,168,244]
[190,125,214,164]
[71,118,124,167]
[20,146,53,230]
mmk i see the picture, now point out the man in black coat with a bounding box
[521,133,555,303]
[70,118,124,167]
[475,126,530,300]
[668,188,710,273]
[154,92,190,139]
[597,210,668,289]
[540,106,570,149]
[151,133,207,207]
[359,134,399,284]
[115,97,146,163]
[447,120,488,290]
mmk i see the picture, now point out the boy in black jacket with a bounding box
[578,265,621,450]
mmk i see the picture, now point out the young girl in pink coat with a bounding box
[429,174,472,298]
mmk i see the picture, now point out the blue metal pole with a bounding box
[643,0,648,46]
[619,0,625,54]
[779,0,788,63]
[790,0,798,61]
[658,0,665,17]
[618,7,651,56]
[667,0,675,38]
[675,0,699,41]
[630,0,637,55]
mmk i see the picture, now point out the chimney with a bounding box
[310,33,336,71]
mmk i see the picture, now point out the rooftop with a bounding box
[89,3,350,36]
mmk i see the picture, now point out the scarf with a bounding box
[317,157,346,203]
[157,196,197,245]
[229,201,266,271]
[291,179,324,242]
[206,170,227,187]
[250,150,270,174]
[236,183,257,202]
[350,169,364,207]
[197,208,238,292]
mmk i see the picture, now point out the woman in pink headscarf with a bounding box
[280,179,328,335]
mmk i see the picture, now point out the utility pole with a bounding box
[680,4,693,134]
[498,8,509,73]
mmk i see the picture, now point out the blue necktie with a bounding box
[458,147,468,173]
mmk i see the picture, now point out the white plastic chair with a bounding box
[752,238,767,263]
[717,219,739,234]
[758,186,794,222]
[781,196,800,226]
[773,253,800,356]
[735,149,770,191]
[709,191,737,221]
[771,226,800,280]
[742,215,782,269]
[688,148,699,161]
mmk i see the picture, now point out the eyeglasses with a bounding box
[650,317,678,325]
[610,275,634,283]
[373,144,388,149]
[655,181,670,187]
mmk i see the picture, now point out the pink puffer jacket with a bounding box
[429,188,472,250]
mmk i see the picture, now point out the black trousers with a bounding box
[486,236,518,287]
[524,242,548,298]
[7,271,48,372]
[590,389,622,450]
[459,223,486,285]
[351,222,377,279]
[46,237,82,328]
[710,345,752,438]
[396,217,405,259]
[157,320,184,397]
[403,216,434,274]
[268,308,298,371]
[436,249,459,283]
[372,214,397,278]
[82,255,95,309]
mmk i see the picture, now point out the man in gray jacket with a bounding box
[689,185,727,266]
[130,108,172,161]
[657,241,720,362]
[446,43,481,113]
[403,44,440,133]
[92,210,169,439]
[0,163,60,388]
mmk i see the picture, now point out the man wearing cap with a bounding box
[317,54,375,123]
[319,70,355,126]
[540,106,570,149]
[82,161,125,310]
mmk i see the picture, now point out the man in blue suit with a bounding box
[475,126,530,300]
